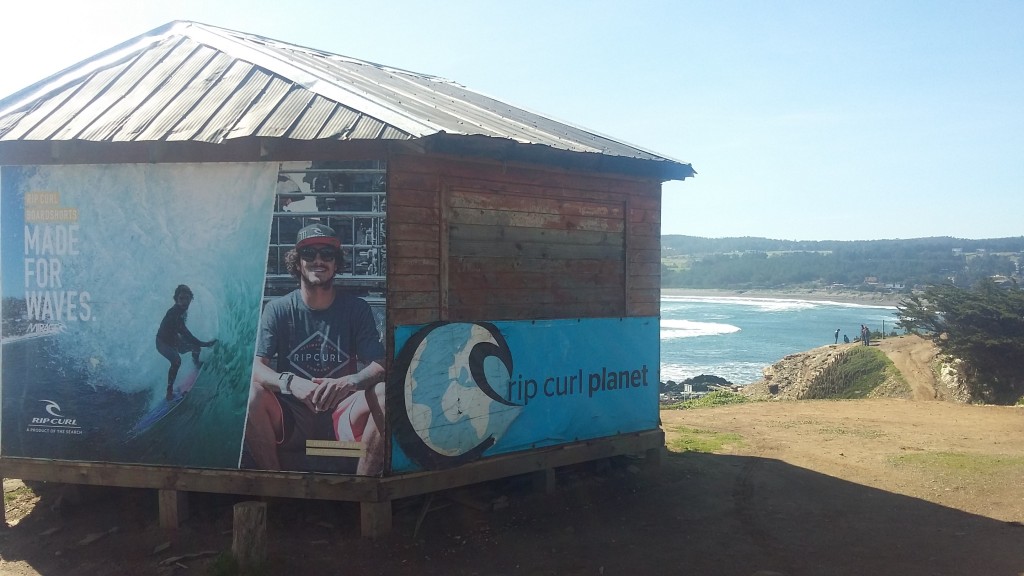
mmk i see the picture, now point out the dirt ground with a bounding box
[3,335,1024,576]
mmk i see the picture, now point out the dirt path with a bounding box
[877,335,943,400]
[3,337,1023,575]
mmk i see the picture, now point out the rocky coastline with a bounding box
[657,287,907,403]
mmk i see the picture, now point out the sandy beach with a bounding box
[661,287,904,307]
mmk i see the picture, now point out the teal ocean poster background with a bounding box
[1,163,276,468]
[389,317,659,473]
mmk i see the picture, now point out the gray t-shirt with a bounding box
[256,290,384,381]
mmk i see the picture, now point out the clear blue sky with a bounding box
[2,1,1022,241]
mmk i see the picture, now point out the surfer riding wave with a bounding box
[156,284,217,401]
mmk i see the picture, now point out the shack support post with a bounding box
[158,489,189,529]
[360,499,392,538]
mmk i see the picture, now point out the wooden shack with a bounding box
[0,21,695,537]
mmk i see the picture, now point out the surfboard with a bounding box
[127,361,205,440]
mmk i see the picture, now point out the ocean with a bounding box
[660,294,899,385]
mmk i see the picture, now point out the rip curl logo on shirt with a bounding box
[288,331,351,379]
[389,322,523,470]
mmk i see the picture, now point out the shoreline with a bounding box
[661,287,903,307]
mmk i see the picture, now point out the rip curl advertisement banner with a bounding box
[388,317,659,473]
[1,164,276,468]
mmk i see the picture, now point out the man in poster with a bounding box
[244,224,386,475]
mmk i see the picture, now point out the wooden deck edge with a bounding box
[378,429,665,500]
[0,429,664,505]
[0,459,382,501]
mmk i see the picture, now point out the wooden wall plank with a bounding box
[629,248,661,264]
[388,205,439,224]
[388,222,438,242]
[449,189,625,219]
[386,257,438,276]
[630,222,660,237]
[629,275,661,290]
[389,242,439,263]
[629,261,661,276]
[628,300,660,316]
[389,308,440,326]
[388,291,438,309]
[447,286,624,307]
[450,223,622,247]
[450,257,623,276]
[450,240,623,261]
[392,153,656,196]
[387,152,665,325]
[448,301,624,321]
[389,274,440,292]
[448,206,623,233]
[448,264,623,290]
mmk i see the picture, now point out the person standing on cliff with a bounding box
[834,328,841,344]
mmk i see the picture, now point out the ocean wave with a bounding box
[661,295,894,311]
[660,319,741,339]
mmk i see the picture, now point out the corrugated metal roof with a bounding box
[0,21,693,178]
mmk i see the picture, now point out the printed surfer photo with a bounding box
[128,284,219,440]
[156,285,218,401]
[242,223,386,476]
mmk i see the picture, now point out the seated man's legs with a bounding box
[332,381,386,475]
[245,383,284,470]
[246,384,324,471]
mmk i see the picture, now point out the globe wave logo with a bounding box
[41,399,63,417]
[389,322,523,469]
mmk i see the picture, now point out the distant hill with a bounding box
[662,235,1024,255]
[661,235,1024,290]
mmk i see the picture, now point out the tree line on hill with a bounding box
[662,235,1024,290]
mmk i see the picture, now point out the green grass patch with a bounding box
[666,426,744,453]
[835,347,891,397]
[808,346,908,399]
[664,390,750,410]
[889,451,1024,474]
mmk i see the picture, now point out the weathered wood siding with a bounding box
[387,153,662,333]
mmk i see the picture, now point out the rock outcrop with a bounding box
[742,344,853,400]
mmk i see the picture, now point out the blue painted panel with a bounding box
[389,317,659,472]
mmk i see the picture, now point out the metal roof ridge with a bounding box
[0,22,184,118]
[393,69,688,164]
[180,22,439,138]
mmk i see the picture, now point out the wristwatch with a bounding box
[278,372,295,395]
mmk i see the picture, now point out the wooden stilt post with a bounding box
[232,501,267,569]
[158,489,189,529]
[645,446,663,468]
[532,468,557,494]
[360,500,392,538]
